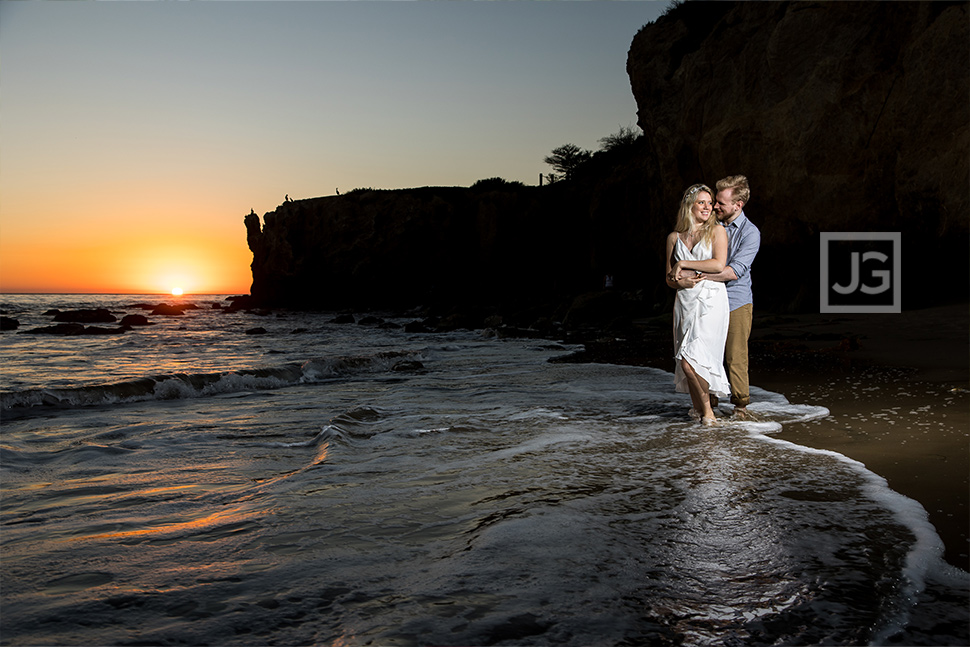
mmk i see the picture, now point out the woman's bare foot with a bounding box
[701,416,718,426]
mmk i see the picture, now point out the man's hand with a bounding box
[673,273,703,289]
[667,260,691,282]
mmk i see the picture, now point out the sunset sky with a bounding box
[0,1,667,295]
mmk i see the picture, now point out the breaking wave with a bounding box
[1,350,423,416]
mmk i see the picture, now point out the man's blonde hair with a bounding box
[715,175,750,205]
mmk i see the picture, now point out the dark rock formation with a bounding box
[24,323,86,335]
[120,314,151,326]
[151,304,186,316]
[245,185,592,311]
[53,308,116,323]
[245,2,967,314]
[1,316,19,331]
[627,0,969,309]
[223,295,257,313]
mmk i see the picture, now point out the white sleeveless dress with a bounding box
[672,237,730,397]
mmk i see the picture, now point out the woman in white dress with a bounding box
[665,184,731,425]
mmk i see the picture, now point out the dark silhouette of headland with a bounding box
[244,1,968,324]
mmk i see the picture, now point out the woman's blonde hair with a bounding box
[674,183,717,246]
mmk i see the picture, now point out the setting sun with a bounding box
[171,287,184,296]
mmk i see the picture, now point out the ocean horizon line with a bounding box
[0,291,250,297]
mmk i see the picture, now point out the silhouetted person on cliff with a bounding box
[697,175,761,420]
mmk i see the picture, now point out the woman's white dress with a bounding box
[672,237,730,397]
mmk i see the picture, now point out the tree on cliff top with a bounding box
[544,144,592,182]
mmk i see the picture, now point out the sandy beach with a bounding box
[750,304,969,573]
[565,302,970,571]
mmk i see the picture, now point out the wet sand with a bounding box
[750,305,969,573]
[564,302,970,571]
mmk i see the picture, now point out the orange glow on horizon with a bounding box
[0,214,254,295]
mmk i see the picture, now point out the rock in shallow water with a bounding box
[151,304,185,316]
[52,308,116,323]
[120,314,151,326]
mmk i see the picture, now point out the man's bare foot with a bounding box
[688,408,701,420]
[732,407,750,420]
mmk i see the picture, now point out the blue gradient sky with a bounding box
[0,1,667,293]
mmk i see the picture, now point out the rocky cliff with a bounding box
[247,1,968,314]
[627,0,969,307]
[246,184,595,310]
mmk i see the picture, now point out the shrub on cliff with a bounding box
[598,126,641,152]
[471,177,525,190]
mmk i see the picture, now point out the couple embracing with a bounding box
[665,175,761,425]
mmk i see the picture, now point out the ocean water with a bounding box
[1,294,967,646]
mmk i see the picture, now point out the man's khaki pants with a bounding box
[725,303,753,407]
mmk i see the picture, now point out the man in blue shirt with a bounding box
[701,175,761,418]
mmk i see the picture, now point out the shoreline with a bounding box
[751,305,969,573]
[560,302,969,572]
[757,365,968,574]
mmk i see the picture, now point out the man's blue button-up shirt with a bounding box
[721,211,761,311]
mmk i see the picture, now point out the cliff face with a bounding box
[627,1,969,306]
[245,186,594,309]
[247,1,967,313]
